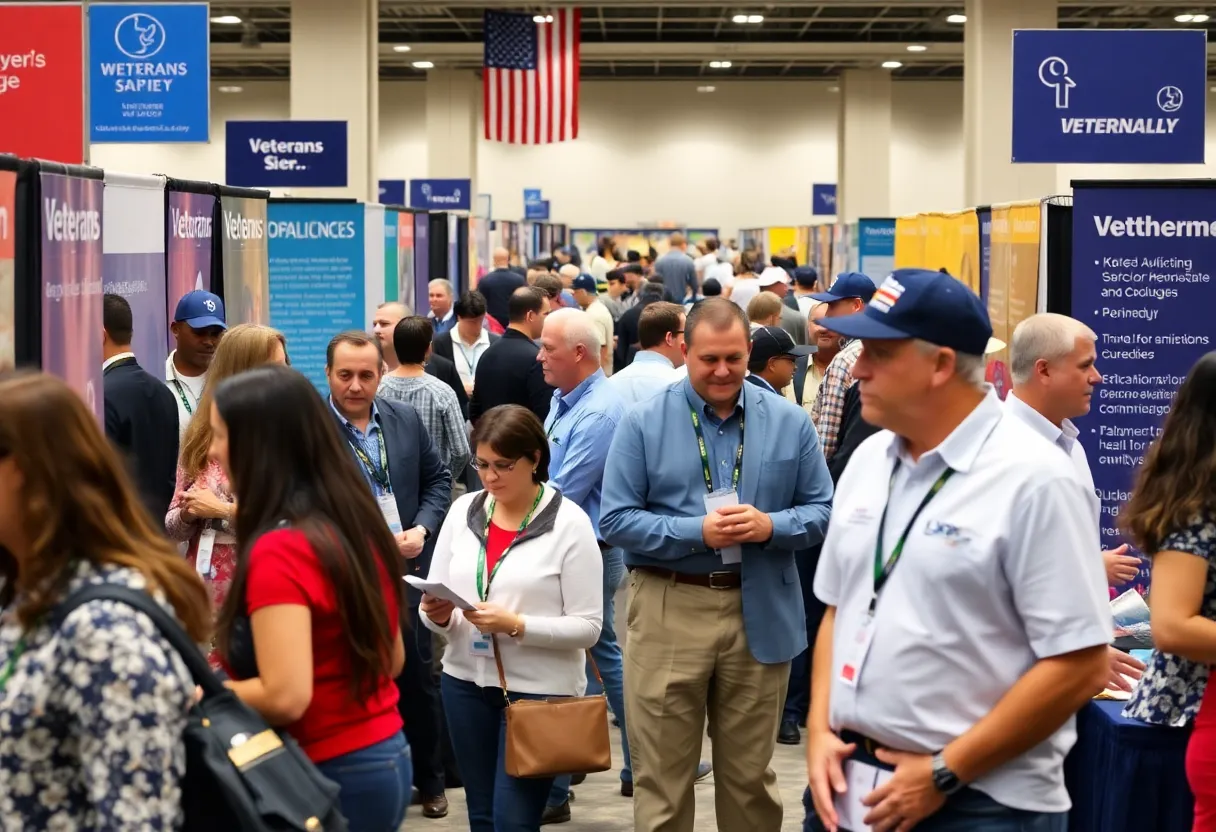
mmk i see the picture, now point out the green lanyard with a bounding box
[689,407,745,494]
[871,461,955,613]
[476,487,545,602]
[0,634,29,694]
[348,429,391,491]
[170,377,195,416]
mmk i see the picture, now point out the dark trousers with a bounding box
[441,674,556,832]
[803,785,1068,832]
[784,546,827,725]
[398,603,445,796]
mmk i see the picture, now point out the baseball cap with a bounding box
[810,272,877,303]
[820,268,992,356]
[793,266,819,288]
[750,325,816,367]
[571,274,598,294]
[757,266,792,288]
[173,290,227,330]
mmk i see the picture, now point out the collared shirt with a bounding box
[801,359,828,418]
[813,338,863,459]
[329,397,390,497]
[378,374,470,478]
[545,370,626,535]
[1004,392,1097,514]
[815,388,1111,813]
[605,350,681,408]
[746,372,779,395]
[427,308,456,336]
[103,351,136,373]
[452,327,492,391]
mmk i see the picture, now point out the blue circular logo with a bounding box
[114,13,166,60]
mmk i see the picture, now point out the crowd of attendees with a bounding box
[1,234,1215,832]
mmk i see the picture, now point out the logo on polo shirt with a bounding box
[870,277,905,313]
[925,519,972,547]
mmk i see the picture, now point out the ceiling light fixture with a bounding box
[881,60,902,69]
[906,44,928,52]
[1175,13,1195,22]
[1193,13,1211,22]
[211,14,242,24]
[412,61,435,69]
[828,86,840,93]
[697,85,716,93]
[218,85,243,93]
[732,13,763,24]
[392,45,412,53]
[709,60,733,69]
[946,14,967,24]
[533,14,554,23]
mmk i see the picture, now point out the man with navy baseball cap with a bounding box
[166,290,227,438]
[805,267,1110,832]
[808,272,877,460]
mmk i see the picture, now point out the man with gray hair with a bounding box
[426,279,456,336]
[537,307,631,821]
[1007,312,1146,691]
[807,270,1110,832]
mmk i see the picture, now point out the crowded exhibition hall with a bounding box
[3,1,1216,830]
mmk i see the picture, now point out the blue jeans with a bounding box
[441,673,556,832]
[548,546,631,808]
[802,786,1069,832]
[315,732,412,832]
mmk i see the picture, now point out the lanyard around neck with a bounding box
[871,460,955,613]
[169,366,200,416]
[476,487,545,601]
[689,406,745,494]
[348,427,391,490]
[0,633,29,694]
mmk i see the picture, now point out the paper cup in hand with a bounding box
[1111,588,1150,631]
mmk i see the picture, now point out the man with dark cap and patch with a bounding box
[746,325,815,399]
[789,266,821,317]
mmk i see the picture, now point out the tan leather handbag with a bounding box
[492,636,612,779]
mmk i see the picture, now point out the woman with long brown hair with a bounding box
[0,371,211,828]
[1122,351,1216,829]
[208,365,409,830]
[166,324,287,623]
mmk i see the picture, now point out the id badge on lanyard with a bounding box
[832,759,894,831]
[377,494,403,535]
[196,529,216,578]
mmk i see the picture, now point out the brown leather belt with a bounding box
[631,565,741,590]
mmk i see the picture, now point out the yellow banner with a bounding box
[987,202,1041,398]
[894,216,924,269]
[767,227,798,259]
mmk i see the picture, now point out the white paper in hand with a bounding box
[404,576,478,611]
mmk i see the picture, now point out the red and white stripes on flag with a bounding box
[483,8,581,144]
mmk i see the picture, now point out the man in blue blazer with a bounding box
[601,298,833,832]
[325,331,453,819]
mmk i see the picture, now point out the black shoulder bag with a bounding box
[54,584,348,832]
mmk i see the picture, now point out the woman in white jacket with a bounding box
[420,404,603,832]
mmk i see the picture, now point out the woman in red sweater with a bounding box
[207,364,410,832]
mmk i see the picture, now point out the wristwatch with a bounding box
[931,752,964,795]
[413,525,430,541]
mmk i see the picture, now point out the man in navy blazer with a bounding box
[601,298,833,832]
[325,331,452,818]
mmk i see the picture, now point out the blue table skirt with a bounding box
[1064,700,1193,832]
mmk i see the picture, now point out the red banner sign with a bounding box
[0,3,84,163]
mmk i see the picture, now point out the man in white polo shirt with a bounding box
[1006,312,1146,693]
[805,269,1110,832]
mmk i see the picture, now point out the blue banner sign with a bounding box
[379,179,406,206]
[409,179,471,211]
[88,3,210,143]
[978,208,992,305]
[225,121,348,188]
[524,188,542,204]
[1013,30,1207,164]
[812,184,837,216]
[524,199,550,221]
[857,218,895,282]
[268,202,365,390]
[1071,181,1216,595]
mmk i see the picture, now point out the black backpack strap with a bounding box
[53,584,226,698]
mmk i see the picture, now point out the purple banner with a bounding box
[414,212,430,316]
[167,190,215,349]
[220,194,269,325]
[41,171,103,417]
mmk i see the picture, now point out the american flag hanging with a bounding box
[483,8,581,144]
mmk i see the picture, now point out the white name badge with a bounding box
[838,613,876,688]
[704,487,743,565]
[469,633,494,659]
[833,759,894,832]
[378,494,404,535]
[196,529,216,578]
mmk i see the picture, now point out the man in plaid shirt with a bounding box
[808,273,877,459]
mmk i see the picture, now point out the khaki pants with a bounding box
[624,569,789,832]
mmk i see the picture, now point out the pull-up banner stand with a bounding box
[0,155,15,368]
[1070,179,1216,595]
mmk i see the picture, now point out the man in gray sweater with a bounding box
[652,232,697,303]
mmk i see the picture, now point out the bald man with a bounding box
[476,246,526,329]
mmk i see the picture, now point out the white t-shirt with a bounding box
[704,261,735,291]
[165,351,207,441]
[730,277,761,312]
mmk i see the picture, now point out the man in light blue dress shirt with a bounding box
[601,298,834,832]
[605,301,687,407]
[537,308,631,819]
